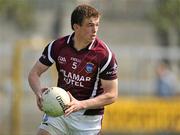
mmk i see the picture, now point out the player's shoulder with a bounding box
[93,37,114,57]
[51,35,69,49]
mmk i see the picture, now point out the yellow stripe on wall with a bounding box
[102,97,180,133]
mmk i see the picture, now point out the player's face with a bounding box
[77,17,100,43]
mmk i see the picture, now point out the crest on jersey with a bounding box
[85,63,94,73]
[58,56,67,64]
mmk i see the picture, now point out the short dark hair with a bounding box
[71,4,100,30]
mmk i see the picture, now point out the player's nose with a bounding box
[93,26,98,33]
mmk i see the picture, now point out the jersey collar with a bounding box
[67,32,96,50]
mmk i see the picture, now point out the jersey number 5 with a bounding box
[72,62,77,69]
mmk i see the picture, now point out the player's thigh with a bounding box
[37,128,51,135]
[66,113,103,135]
[70,129,101,135]
[39,115,67,135]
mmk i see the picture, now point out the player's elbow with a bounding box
[28,70,34,84]
[111,93,118,103]
[107,92,118,104]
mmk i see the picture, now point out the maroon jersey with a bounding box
[39,33,118,115]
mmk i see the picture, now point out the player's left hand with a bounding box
[64,91,85,117]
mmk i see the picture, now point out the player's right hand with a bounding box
[36,88,48,111]
[65,91,85,117]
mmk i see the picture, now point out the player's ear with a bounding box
[73,24,79,31]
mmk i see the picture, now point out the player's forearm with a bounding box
[28,70,42,96]
[81,91,118,110]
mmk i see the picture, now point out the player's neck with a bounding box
[73,35,90,51]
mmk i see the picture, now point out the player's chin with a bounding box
[89,36,96,41]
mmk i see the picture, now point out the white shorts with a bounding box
[39,110,103,135]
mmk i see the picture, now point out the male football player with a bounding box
[28,4,118,135]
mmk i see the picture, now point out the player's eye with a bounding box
[88,23,94,27]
